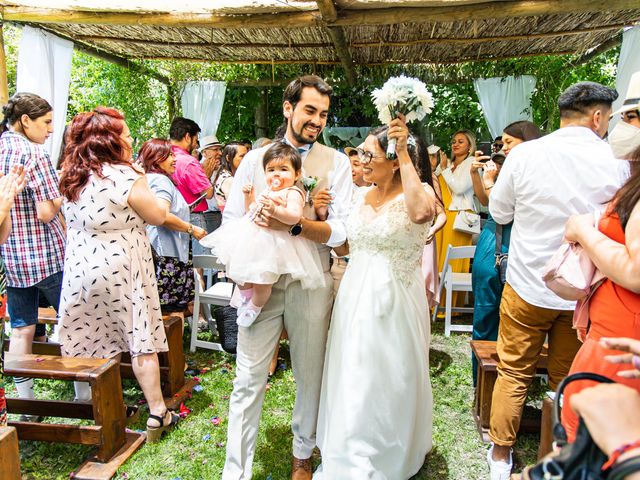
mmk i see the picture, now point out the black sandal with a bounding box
[146,410,180,443]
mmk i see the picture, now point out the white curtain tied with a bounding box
[610,26,640,130]
[16,25,74,160]
[473,75,537,139]
[181,81,227,137]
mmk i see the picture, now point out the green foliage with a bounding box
[66,53,169,150]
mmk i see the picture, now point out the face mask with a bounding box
[608,120,640,159]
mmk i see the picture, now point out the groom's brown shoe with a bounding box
[291,456,312,480]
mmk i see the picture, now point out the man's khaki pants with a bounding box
[222,254,333,480]
[489,283,581,446]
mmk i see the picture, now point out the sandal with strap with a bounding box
[146,410,180,443]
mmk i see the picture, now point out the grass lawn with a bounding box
[7,318,542,479]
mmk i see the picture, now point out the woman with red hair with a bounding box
[138,138,206,311]
[58,107,178,441]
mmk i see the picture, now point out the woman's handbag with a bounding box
[521,372,614,480]
[214,305,239,354]
[453,210,481,235]
[541,242,604,301]
[494,224,508,286]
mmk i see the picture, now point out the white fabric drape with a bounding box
[16,26,74,161]
[473,75,537,138]
[181,81,226,137]
[610,26,640,130]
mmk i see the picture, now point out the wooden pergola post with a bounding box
[0,22,9,106]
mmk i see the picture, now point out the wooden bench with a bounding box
[4,311,196,410]
[0,426,21,480]
[471,340,548,442]
[4,354,144,479]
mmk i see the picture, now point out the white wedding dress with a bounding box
[314,188,433,480]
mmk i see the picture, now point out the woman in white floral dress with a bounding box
[315,115,436,479]
[58,107,178,442]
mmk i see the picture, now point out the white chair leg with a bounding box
[190,276,201,353]
[445,278,453,337]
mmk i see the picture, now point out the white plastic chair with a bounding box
[190,255,233,353]
[431,245,476,336]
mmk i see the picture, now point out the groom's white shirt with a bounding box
[223,141,353,247]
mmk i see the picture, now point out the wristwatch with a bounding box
[187,224,194,236]
[289,222,303,237]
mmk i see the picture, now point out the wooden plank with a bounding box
[164,377,198,411]
[73,432,145,480]
[2,6,319,29]
[3,1,637,29]
[9,421,102,445]
[6,398,94,419]
[4,354,115,382]
[161,314,186,398]
[3,340,62,355]
[90,363,126,462]
[0,426,21,480]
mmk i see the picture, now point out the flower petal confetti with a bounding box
[211,416,221,426]
[202,433,211,441]
[193,384,204,393]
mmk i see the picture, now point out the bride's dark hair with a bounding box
[368,125,432,187]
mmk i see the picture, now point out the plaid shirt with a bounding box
[0,132,65,287]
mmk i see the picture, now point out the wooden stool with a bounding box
[471,340,548,442]
[538,395,554,459]
[0,426,21,480]
[5,310,196,410]
[4,354,144,479]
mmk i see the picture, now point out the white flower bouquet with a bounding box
[371,75,434,159]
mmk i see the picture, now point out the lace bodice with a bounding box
[347,187,428,283]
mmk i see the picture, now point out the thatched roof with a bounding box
[2,0,639,83]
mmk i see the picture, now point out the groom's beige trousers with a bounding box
[222,251,333,480]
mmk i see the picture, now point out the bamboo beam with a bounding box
[2,1,638,29]
[145,49,575,65]
[0,23,8,106]
[572,32,623,66]
[315,0,356,85]
[2,7,320,29]
[75,22,628,50]
[331,0,640,26]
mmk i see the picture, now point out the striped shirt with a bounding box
[0,131,65,287]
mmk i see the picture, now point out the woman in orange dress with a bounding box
[561,145,640,442]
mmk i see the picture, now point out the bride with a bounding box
[314,114,436,479]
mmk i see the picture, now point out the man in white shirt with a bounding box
[221,75,352,480]
[486,81,623,480]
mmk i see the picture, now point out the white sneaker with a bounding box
[236,308,260,327]
[487,443,512,480]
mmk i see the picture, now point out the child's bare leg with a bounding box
[236,283,273,327]
[230,282,254,309]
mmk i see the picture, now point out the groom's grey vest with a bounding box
[252,142,334,271]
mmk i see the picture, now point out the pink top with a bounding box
[170,145,211,213]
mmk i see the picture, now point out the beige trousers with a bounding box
[488,282,581,447]
[222,253,333,480]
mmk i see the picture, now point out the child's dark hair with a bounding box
[262,142,302,172]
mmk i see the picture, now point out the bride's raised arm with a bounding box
[389,114,436,224]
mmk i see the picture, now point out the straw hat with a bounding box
[344,142,364,156]
[200,135,221,150]
[612,71,640,117]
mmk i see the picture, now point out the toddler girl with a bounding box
[200,143,325,327]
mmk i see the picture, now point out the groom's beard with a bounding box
[291,121,323,145]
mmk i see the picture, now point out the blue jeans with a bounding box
[7,271,63,337]
[190,212,211,256]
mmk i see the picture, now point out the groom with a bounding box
[221,75,352,480]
